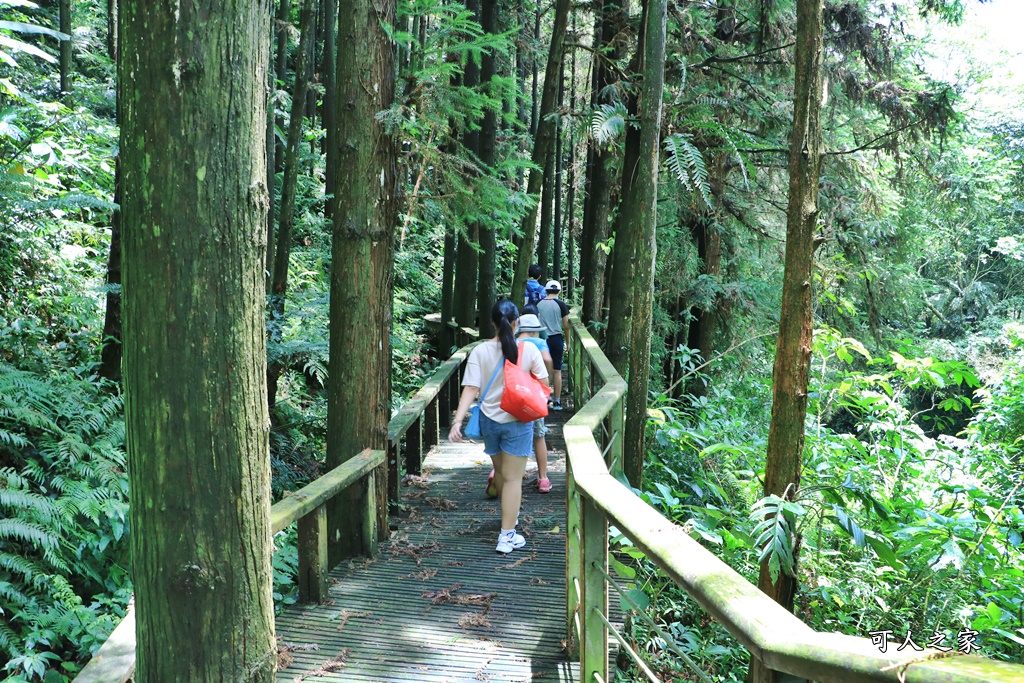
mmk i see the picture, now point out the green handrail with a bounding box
[563,312,1024,683]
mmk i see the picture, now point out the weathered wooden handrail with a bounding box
[385,337,480,502]
[564,312,1024,683]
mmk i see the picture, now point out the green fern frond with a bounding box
[589,103,627,146]
[664,133,713,209]
[0,552,45,584]
[0,519,59,552]
[0,489,58,523]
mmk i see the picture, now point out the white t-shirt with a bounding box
[463,340,548,423]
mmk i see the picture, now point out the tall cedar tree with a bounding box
[603,21,645,376]
[579,0,626,330]
[476,0,499,338]
[327,0,398,562]
[750,0,824,679]
[621,0,667,488]
[454,0,481,328]
[267,0,317,410]
[120,0,276,680]
[510,0,571,302]
[98,7,121,384]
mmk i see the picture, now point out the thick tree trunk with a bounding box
[59,0,71,94]
[266,37,278,280]
[105,0,117,64]
[603,48,643,375]
[120,0,275,679]
[621,0,666,488]
[530,9,540,137]
[750,0,824,680]
[580,0,625,331]
[441,224,456,356]
[327,0,397,563]
[476,0,499,338]
[510,0,571,302]
[455,0,481,327]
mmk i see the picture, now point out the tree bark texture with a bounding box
[538,150,554,278]
[274,0,292,172]
[322,0,338,220]
[621,0,666,489]
[476,0,499,338]
[510,0,571,303]
[120,0,275,679]
[455,0,481,327]
[327,0,397,563]
[552,65,564,284]
[266,37,278,280]
[98,158,122,384]
[271,0,317,301]
[580,0,626,331]
[751,0,824,679]
[59,0,72,93]
[603,34,644,376]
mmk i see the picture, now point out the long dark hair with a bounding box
[492,299,519,364]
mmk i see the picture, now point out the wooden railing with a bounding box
[563,312,1024,683]
[74,336,483,683]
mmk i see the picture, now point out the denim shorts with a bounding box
[533,418,547,439]
[481,413,533,457]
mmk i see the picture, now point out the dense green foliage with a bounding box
[1,0,1022,679]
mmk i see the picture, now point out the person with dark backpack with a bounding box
[524,263,546,308]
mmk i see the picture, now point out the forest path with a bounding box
[275,396,577,682]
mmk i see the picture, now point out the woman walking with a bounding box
[449,300,549,553]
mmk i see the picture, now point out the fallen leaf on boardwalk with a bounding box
[389,539,442,565]
[422,583,460,602]
[405,490,425,499]
[407,568,438,581]
[336,609,372,628]
[497,551,538,570]
[459,610,493,629]
[442,560,464,567]
[403,474,430,488]
[293,649,349,681]
[541,525,560,534]
[430,519,443,528]
[425,496,458,510]
[475,656,495,680]
[530,577,550,585]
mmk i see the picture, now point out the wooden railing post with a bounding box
[580,495,608,683]
[297,504,328,603]
[363,469,379,554]
[424,397,439,450]
[405,416,423,475]
[609,395,624,475]
[387,438,400,505]
[565,464,582,659]
[438,376,452,428]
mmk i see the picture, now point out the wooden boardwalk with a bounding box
[276,403,577,682]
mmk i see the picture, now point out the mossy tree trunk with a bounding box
[510,0,571,302]
[120,0,276,679]
[326,0,397,563]
[750,0,824,680]
[59,0,72,94]
[579,0,626,331]
[476,0,499,338]
[621,0,666,488]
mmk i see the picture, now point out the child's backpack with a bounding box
[525,280,545,307]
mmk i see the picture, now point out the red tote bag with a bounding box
[500,342,551,422]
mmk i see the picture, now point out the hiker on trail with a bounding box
[537,280,569,411]
[516,313,553,493]
[524,263,546,308]
[449,300,549,553]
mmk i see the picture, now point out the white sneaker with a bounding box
[496,530,526,553]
